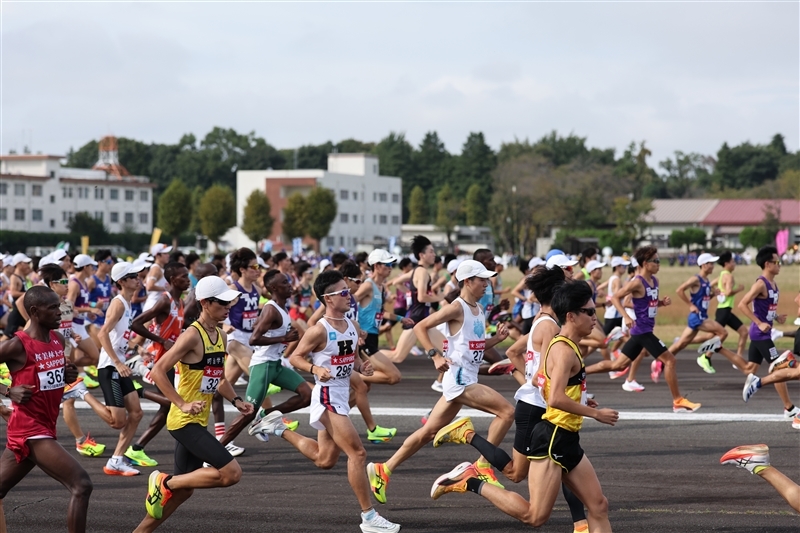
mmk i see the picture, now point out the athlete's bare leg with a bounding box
[758,466,800,513]
[111,392,144,456]
[361,351,401,385]
[381,328,418,363]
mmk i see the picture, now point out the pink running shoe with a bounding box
[650,359,663,383]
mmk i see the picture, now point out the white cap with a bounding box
[446,258,462,274]
[12,253,32,266]
[493,255,506,267]
[51,249,68,263]
[368,249,398,266]
[546,254,578,270]
[150,243,173,256]
[138,252,154,263]
[257,256,268,269]
[455,259,497,282]
[697,253,720,266]
[318,259,332,271]
[132,258,151,270]
[630,257,639,268]
[2,255,13,267]
[585,260,607,273]
[73,254,98,269]
[195,276,242,302]
[611,256,630,268]
[528,257,545,269]
[38,254,55,268]
[111,261,146,282]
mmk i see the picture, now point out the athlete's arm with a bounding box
[413,300,461,372]
[485,323,509,350]
[288,324,329,381]
[0,336,27,372]
[510,277,527,302]
[387,270,413,287]
[151,327,204,412]
[307,303,325,327]
[675,276,700,312]
[249,305,298,346]
[97,298,131,377]
[354,278,373,308]
[414,269,443,304]
[505,334,528,370]
[145,265,165,292]
[610,277,641,327]
[738,279,769,332]
[131,294,171,345]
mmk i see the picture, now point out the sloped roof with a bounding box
[703,199,800,226]
[647,199,719,224]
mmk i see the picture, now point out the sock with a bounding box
[753,465,770,475]
[111,455,123,463]
[76,435,86,445]
[476,458,490,469]
[215,422,225,438]
[469,434,512,472]
[368,426,376,432]
[786,404,795,413]
[275,427,285,438]
[361,508,376,521]
[465,477,484,495]
[163,475,173,491]
[132,444,144,452]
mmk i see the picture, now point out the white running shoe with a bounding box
[770,329,784,341]
[103,458,140,477]
[622,380,645,392]
[225,442,245,456]
[742,374,761,403]
[784,405,800,419]
[794,317,800,327]
[410,346,424,357]
[62,380,88,401]
[697,336,721,355]
[604,326,623,344]
[720,444,770,474]
[768,350,795,374]
[430,380,443,393]
[248,410,286,442]
[360,511,401,533]
[235,376,248,386]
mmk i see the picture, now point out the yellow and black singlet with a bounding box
[536,335,587,432]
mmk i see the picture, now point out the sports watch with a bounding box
[426,349,442,359]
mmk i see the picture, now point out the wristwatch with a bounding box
[426,349,442,359]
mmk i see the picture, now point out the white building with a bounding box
[0,154,154,234]
[227,153,402,252]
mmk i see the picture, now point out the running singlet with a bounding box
[311,318,358,388]
[478,282,495,315]
[690,274,712,320]
[749,276,779,342]
[145,293,185,362]
[89,274,112,326]
[345,294,358,322]
[357,278,384,335]
[166,322,226,430]
[716,270,734,308]
[603,275,621,319]
[97,295,133,369]
[514,315,557,408]
[629,275,659,335]
[251,301,291,365]
[144,272,168,311]
[229,281,260,332]
[59,300,75,358]
[445,298,486,373]
[537,335,586,433]
[587,279,598,304]
[71,276,91,325]
[7,331,66,460]
[406,266,432,324]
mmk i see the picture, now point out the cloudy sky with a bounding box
[3,2,798,167]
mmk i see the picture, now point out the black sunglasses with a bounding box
[207,297,234,306]
[120,274,139,282]
[647,258,660,264]
[573,307,597,317]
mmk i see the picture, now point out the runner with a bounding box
[248,269,401,533]
[134,276,254,532]
[67,254,102,387]
[429,280,617,533]
[709,251,749,357]
[88,249,115,347]
[366,260,515,505]
[288,261,314,335]
[602,257,629,348]
[144,244,172,312]
[600,246,702,412]
[2,253,32,338]
[720,444,800,513]
[0,285,92,533]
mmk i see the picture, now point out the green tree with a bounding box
[435,184,462,251]
[157,179,192,248]
[374,132,418,221]
[452,132,496,205]
[668,229,687,250]
[465,183,483,226]
[611,196,654,248]
[67,212,108,244]
[407,186,428,224]
[282,193,308,241]
[683,228,707,250]
[189,185,205,234]
[305,187,337,248]
[198,184,236,251]
[739,226,772,249]
[714,139,781,190]
[241,189,274,245]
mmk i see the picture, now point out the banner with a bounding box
[775,228,789,255]
[150,228,163,248]
[81,236,89,255]
[292,238,303,258]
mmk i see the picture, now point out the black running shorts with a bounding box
[528,420,584,472]
[359,333,380,356]
[169,423,233,474]
[98,367,138,408]
[715,308,744,331]
[513,400,547,455]
[748,339,779,365]
[603,317,623,336]
[620,332,667,360]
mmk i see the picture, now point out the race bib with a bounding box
[60,320,73,340]
[405,294,412,308]
[242,310,258,331]
[199,365,224,394]
[648,300,658,318]
[374,311,384,330]
[716,294,726,303]
[469,340,486,364]
[300,295,311,308]
[331,353,355,380]
[767,303,778,322]
[97,296,110,311]
[701,295,710,310]
[38,366,65,391]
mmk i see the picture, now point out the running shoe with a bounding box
[267,383,282,396]
[697,336,721,354]
[696,354,716,374]
[360,511,400,533]
[720,444,770,474]
[573,524,589,533]
[622,380,645,392]
[85,365,98,378]
[235,375,248,386]
[125,446,158,467]
[430,462,479,500]
[410,346,424,357]
[650,360,663,383]
[793,416,800,430]
[421,409,432,425]
[609,367,629,380]
[794,317,800,327]
[145,470,173,520]
[672,397,701,413]
[282,417,299,432]
[367,425,397,443]
[62,378,88,401]
[487,359,515,375]
[784,406,800,418]
[103,458,140,476]
[430,380,443,393]
[82,373,100,389]
[769,351,796,374]
[770,329,784,341]
[248,410,286,442]
[604,326,623,344]
[76,433,106,457]
[474,461,503,488]
[367,462,390,504]
[742,374,761,402]
[0,363,10,387]
[225,442,245,456]
[433,417,474,447]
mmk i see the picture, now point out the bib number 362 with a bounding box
[38,367,65,391]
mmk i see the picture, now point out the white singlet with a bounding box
[98,295,133,369]
[513,315,558,408]
[441,298,485,402]
[604,274,622,320]
[143,271,168,312]
[308,317,358,430]
[251,301,292,365]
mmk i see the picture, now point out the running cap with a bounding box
[697,253,720,266]
[2,255,13,267]
[446,259,462,274]
[528,257,545,269]
[318,259,332,271]
[585,260,607,273]
[51,249,68,263]
[111,261,146,282]
[12,253,32,266]
[73,254,97,269]
[610,256,630,268]
[132,258,151,270]
[150,243,173,256]
[195,276,242,302]
[257,256,268,269]
[38,254,55,268]
[455,259,497,282]
[545,249,565,261]
[368,249,398,266]
[546,254,578,270]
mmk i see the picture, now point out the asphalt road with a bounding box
[2,352,798,532]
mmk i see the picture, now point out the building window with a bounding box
[62,211,74,222]
[95,188,104,200]
[379,215,387,224]
[340,190,349,200]
[340,213,349,223]
[140,190,149,202]
[0,183,6,195]
[110,212,119,223]
[50,219,55,228]
[139,213,148,224]
[110,188,118,200]
[326,237,335,247]
[392,193,400,203]
[125,212,134,224]
[353,191,358,200]
[50,195,55,204]
[50,170,55,178]
[32,209,42,221]
[379,193,387,202]
[340,236,345,246]
[125,190,134,201]
[14,184,25,196]
[373,214,376,224]
[94,211,104,221]
[353,214,358,224]
[14,209,24,221]
[373,192,377,202]
[63,187,73,198]
[78,187,90,199]
[391,215,399,224]
[32,185,42,197]
[0,208,6,220]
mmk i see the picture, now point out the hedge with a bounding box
[0,231,197,255]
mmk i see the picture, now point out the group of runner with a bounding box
[0,239,798,533]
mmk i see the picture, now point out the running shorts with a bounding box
[620,332,667,360]
[309,384,350,431]
[603,317,623,336]
[442,365,478,402]
[715,308,744,331]
[228,328,253,349]
[748,339,780,365]
[528,420,584,472]
[246,360,306,407]
[169,423,233,474]
[520,317,534,336]
[359,333,380,356]
[513,400,547,455]
[98,367,138,408]
[688,312,705,331]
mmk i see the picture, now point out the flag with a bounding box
[775,228,789,255]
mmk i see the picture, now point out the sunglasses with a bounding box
[347,277,363,285]
[322,288,351,298]
[103,259,114,265]
[768,260,782,266]
[207,297,235,306]
[52,279,69,285]
[573,307,597,317]
[647,259,661,264]
[247,265,262,271]
[120,274,139,282]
